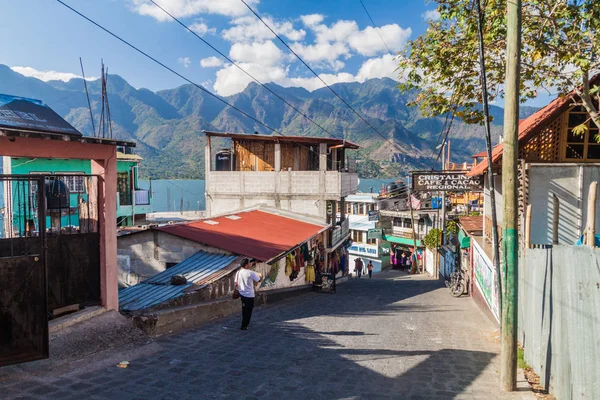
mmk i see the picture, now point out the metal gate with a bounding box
[0,174,101,366]
[0,175,48,366]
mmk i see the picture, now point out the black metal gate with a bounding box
[0,174,101,366]
[0,175,48,366]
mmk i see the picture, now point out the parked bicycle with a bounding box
[445,267,466,297]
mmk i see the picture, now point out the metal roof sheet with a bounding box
[203,130,360,149]
[154,210,327,262]
[119,251,239,312]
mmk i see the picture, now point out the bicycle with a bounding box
[445,266,466,297]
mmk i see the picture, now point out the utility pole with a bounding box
[501,0,521,391]
[441,141,447,246]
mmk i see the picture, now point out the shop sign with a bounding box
[349,243,379,257]
[368,210,380,221]
[412,171,483,192]
[367,228,383,240]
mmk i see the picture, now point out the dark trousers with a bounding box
[240,295,255,328]
[368,270,373,279]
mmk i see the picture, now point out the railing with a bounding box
[135,190,150,205]
[330,218,350,248]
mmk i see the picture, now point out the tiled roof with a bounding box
[119,251,239,312]
[458,216,484,233]
[467,75,599,177]
[154,209,328,262]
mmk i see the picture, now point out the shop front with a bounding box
[348,241,390,274]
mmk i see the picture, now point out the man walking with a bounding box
[236,259,262,330]
[355,257,364,278]
[367,261,374,279]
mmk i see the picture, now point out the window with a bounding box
[404,218,412,228]
[565,106,600,161]
[351,230,362,243]
[393,217,402,227]
[118,172,132,206]
[367,237,376,245]
[61,173,86,193]
[165,262,178,269]
[353,203,359,215]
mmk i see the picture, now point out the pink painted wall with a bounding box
[1,136,119,311]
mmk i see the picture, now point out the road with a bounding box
[1,271,533,399]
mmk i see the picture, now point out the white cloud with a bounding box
[211,54,399,96]
[222,15,305,43]
[213,63,289,96]
[312,20,358,44]
[356,54,398,81]
[229,41,284,66]
[130,0,259,21]
[348,24,411,56]
[189,21,216,36]
[10,66,97,82]
[290,41,349,70]
[422,9,441,21]
[300,14,324,27]
[178,56,191,68]
[200,56,224,68]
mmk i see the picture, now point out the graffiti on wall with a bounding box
[472,240,499,320]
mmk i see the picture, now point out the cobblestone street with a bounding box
[1,271,533,399]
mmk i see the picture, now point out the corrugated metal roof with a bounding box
[119,251,239,312]
[154,210,327,262]
[346,194,379,203]
[349,215,376,231]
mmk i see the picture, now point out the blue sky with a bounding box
[1,0,437,96]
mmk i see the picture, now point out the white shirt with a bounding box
[237,268,261,298]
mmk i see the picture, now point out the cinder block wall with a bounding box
[117,230,233,285]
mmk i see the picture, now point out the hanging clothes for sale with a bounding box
[285,253,294,276]
[305,256,315,283]
[294,249,303,272]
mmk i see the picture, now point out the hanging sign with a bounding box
[367,228,383,240]
[368,210,380,221]
[412,171,483,192]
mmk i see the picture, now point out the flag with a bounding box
[408,194,421,210]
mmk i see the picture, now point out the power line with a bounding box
[55,0,281,136]
[239,0,406,156]
[357,0,392,55]
[146,0,336,139]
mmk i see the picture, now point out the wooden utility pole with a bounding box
[585,181,597,247]
[501,0,521,391]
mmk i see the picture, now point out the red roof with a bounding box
[467,75,599,177]
[458,216,484,233]
[154,210,327,262]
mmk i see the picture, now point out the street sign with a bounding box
[412,171,483,192]
[368,210,380,221]
[367,228,383,240]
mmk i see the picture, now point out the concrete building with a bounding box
[467,76,600,322]
[340,193,390,274]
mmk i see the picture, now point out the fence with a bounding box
[519,245,600,400]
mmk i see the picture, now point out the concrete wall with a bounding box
[519,245,600,400]
[527,164,600,245]
[206,170,358,218]
[117,230,233,285]
[483,174,503,231]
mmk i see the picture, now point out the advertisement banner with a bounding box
[367,228,383,240]
[472,239,499,320]
[412,171,483,192]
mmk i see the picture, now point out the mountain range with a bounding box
[0,64,538,179]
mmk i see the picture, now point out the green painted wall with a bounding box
[11,157,92,175]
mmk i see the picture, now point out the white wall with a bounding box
[527,164,600,245]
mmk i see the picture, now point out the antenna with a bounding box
[79,57,96,136]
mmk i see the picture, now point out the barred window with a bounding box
[62,174,86,193]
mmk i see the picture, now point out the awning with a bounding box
[382,234,422,247]
[461,236,471,249]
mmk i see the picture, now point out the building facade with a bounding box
[204,131,358,259]
[1,145,151,228]
[341,193,390,274]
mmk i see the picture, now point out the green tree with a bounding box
[398,0,600,134]
[423,228,443,249]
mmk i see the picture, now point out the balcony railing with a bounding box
[330,218,350,248]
